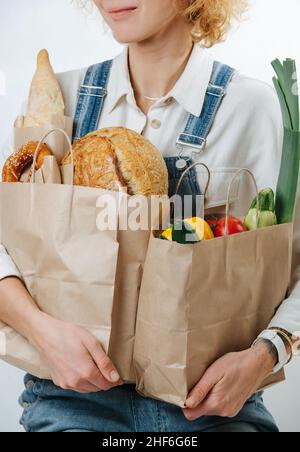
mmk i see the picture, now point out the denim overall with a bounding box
[72,60,235,202]
[19,59,278,433]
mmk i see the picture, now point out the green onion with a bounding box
[272,58,300,224]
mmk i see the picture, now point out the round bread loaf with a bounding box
[2,141,52,182]
[61,127,169,196]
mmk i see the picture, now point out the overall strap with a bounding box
[72,60,113,143]
[176,61,236,152]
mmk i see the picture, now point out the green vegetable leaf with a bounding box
[273,77,292,129]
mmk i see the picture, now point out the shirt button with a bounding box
[151,119,162,129]
[22,402,30,409]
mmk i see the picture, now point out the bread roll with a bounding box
[24,49,65,127]
[2,142,52,182]
[62,127,169,196]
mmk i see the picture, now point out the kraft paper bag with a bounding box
[60,163,161,382]
[0,124,169,381]
[20,155,61,184]
[14,114,72,163]
[0,129,120,378]
[134,225,292,407]
[109,226,150,382]
[108,196,170,382]
[134,170,293,407]
[0,182,120,378]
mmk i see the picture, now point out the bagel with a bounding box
[62,127,169,196]
[2,141,53,182]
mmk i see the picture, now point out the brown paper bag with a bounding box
[20,155,61,184]
[108,196,170,382]
[108,228,150,382]
[60,163,155,382]
[14,114,72,163]
[0,129,168,381]
[134,169,293,407]
[0,130,120,378]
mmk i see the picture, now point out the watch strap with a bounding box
[254,330,290,373]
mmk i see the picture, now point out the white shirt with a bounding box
[1,44,299,333]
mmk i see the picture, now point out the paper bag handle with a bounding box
[175,162,211,198]
[30,128,73,184]
[225,168,260,236]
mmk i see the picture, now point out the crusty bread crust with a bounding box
[24,49,65,127]
[62,127,169,196]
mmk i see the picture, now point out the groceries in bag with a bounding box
[2,142,53,182]
[134,168,292,407]
[3,126,169,197]
[161,217,214,243]
[62,127,169,195]
[214,216,247,237]
[272,58,300,225]
[161,187,278,243]
[22,49,65,128]
[159,161,279,245]
[13,49,72,162]
[244,188,277,230]
[0,56,299,407]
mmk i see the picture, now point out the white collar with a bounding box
[106,47,133,114]
[168,44,214,117]
[107,44,214,118]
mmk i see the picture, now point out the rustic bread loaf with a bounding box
[62,127,169,196]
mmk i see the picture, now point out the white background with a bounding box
[0,0,299,432]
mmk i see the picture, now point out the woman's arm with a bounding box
[183,340,277,420]
[0,277,42,339]
[0,245,21,281]
[0,277,123,392]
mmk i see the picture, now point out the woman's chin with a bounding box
[112,30,149,45]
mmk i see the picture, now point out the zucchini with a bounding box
[172,218,214,244]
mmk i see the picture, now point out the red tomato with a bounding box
[214,216,247,237]
[205,216,219,232]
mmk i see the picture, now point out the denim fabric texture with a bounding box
[20,375,278,433]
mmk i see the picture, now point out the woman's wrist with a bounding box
[25,310,55,350]
[249,339,278,375]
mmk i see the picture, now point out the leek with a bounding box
[272,58,300,224]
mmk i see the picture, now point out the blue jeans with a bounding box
[19,375,278,432]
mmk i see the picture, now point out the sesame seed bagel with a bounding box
[2,141,52,182]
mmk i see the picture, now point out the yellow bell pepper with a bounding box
[160,217,214,244]
[160,227,173,241]
[183,217,215,241]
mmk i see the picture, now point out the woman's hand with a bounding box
[183,341,277,421]
[31,312,123,394]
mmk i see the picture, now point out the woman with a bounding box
[0,0,299,433]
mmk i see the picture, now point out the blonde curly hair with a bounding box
[178,0,248,47]
[78,0,247,48]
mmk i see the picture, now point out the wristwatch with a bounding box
[253,330,290,374]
